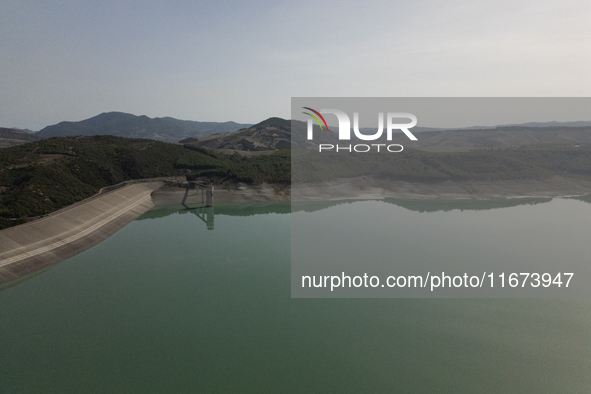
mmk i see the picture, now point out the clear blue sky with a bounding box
[1,0,589,130]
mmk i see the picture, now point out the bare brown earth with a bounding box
[0,128,40,148]
[0,182,163,283]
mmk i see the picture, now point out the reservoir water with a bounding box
[1,200,590,393]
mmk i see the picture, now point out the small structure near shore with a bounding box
[164,179,214,208]
[163,179,215,230]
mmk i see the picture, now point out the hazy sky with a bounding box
[1,0,589,130]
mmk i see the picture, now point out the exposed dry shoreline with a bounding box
[153,176,591,204]
[291,176,591,201]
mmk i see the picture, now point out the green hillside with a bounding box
[0,136,289,229]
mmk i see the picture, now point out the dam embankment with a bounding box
[0,182,163,283]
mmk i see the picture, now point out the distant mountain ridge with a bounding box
[334,121,591,133]
[21,113,591,149]
[10,128,37,134]
[183,118,591,151]
[0,128,41,148]
[35,112,251,143]
[482,121,591,129]
[390,125,591,148]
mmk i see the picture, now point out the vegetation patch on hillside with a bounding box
[0,136,289,229]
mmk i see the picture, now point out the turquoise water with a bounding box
[292,197,591,297]
[1,201,590,393]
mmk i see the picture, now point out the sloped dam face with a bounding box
[0,182,163,283]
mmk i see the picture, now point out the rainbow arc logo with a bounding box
[302,107,329,131]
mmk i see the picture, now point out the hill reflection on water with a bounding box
[138,195,591,229]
